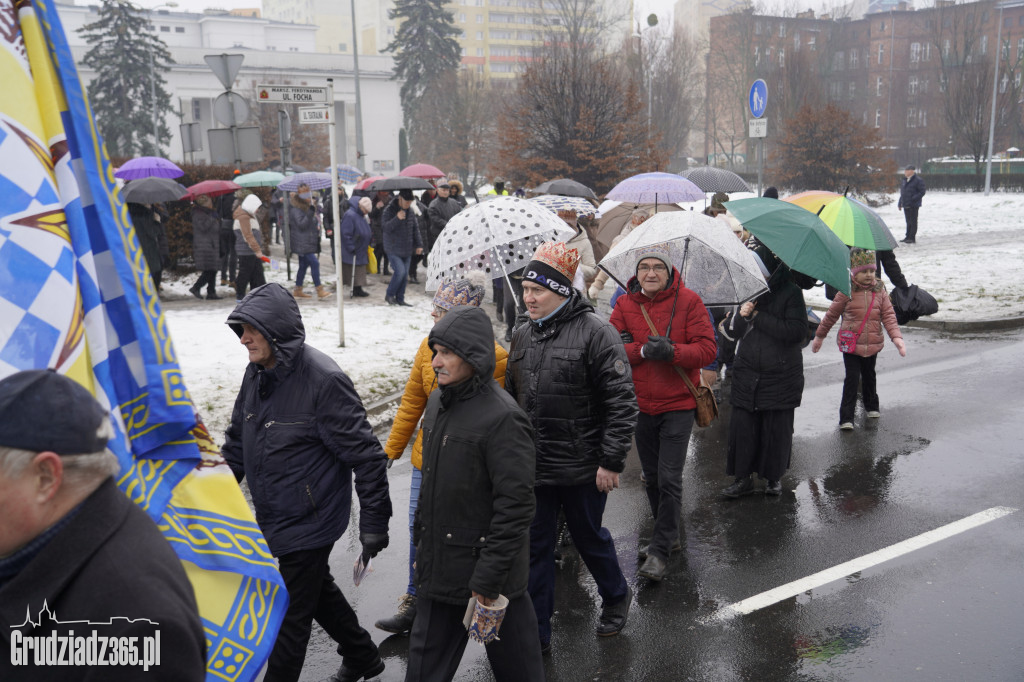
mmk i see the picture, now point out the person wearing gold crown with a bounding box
[505,241,639,654]
[375,273,508,637]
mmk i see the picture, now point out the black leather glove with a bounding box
[619,329,634,344]
[642,335,675,362]
[359,532,389,559]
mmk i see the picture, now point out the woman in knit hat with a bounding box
[375,272,508,635]
[811,247,907,430]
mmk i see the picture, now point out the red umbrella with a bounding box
[355,175,386,190]
[184,179,241,200]
[399,163,444,180]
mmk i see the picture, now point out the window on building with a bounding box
[755,21,761,35]
[849,81,856,99]
[191,99,201,121]
[461,47,467,56]
[779,23,786,37]
[833,51,845,70]
[849,49,858,68]
[808,34,816,51]
[1016,71,1022,88]
[476,31,483,39]
[877,43,884,64]
[924,42,931,61]
[879,20,886,31]
[476,47,483,56]
[875,109,881,128]
[459,12,466,21]
[943,39,950,57]
[939,73,947,92]
[461,30,466,38]
[175,26,184,33]
[794,33,800,50]
[477,14,483,23]
[981,35,988,54]
[338,42,346,50]
[1000,73,1009,93]
[1004,15,1012,28]
[477,64,484,73]
[779,47,785,66]
[160,25,170,32]
[910,42,920,62]
[754,45,760,66]
[1019,37,1024,60]
[921,109,927,127]
[830,81,841,100]
[876,76,883,95]
[1002,39,1010,60]
[907,107,916,128]
[908,76,918,95]
[476,0,483,5]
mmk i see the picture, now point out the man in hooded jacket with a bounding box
[406,305,543,681]
[222,283,392,682]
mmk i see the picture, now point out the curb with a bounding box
[808,305,1024,333]
[366,390,404,433]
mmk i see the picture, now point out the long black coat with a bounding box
[287,196,320,255]
[0,478,206,681]
[505,289,638,486]
[191,204,221,271]
[725,278,807,411]
[415,306,536,604]
[128,203,166,274]
[222,283,391,556]
[381,199,423,259]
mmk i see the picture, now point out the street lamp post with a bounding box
[634,14,658,138]
[984,0,1024,195]
[147,2,178,155]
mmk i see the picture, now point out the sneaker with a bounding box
[866,411,881,418]
[374,594,416,635]
[840,422,854,430]
[595,586,632,636]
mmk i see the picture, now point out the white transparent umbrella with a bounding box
[426,196,576,309]
[598,211,768,307]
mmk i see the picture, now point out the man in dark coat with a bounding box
[189,194,223,299]
[609,244,717,581]
[720,248,807,497]
[505,242,638,654]
[406,306,543,681]
[369,190,392,276]
[426,179,462,253]
[127,201,168,292]
[0,370,205,681]
[217,191,237,285]
[897,165,926,244]
[381,189,424,307]
[222,283,392,682]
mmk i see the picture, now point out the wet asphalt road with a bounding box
[296,324,1024,682]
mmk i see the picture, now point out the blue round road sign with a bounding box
[749,79,768,118]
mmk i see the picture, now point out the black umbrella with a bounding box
[368,176,433,192]
[121,177,188,203]
[679,167,752,193]
[531,178,597,200]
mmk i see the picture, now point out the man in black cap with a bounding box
[426,178,461,256]
[381,189,424,306]
[898,165,926,244]
[0,370,206,681]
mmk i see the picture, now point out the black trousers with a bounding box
[903,206,919,241]
[192,269,217,295]
[374,244,389,274]
[493,278,504,313]
[219,225,237,282]
[840,352,879,423]
[405,594,544,682]
[726,406,794,481]
[635,410,694,560]
[502,273,525,337]
[235,255,266,300]
[266,545,379,682]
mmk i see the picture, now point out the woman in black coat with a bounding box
[188,194,222,299]
[721,247,807,497]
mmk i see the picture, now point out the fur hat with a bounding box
[358,196,372,213]
[710,192,729,210]
[523,241,580,297]
[432,272,487,310]
[449,179,463,193]
[850,247,877,275]
[435,178,450,189]
[634,242,673,276]
[556,209,578,226]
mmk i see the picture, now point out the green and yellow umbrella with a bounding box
[785,190,898,250]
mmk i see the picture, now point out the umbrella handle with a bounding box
[490,245,521,313]
[597,263,628,295]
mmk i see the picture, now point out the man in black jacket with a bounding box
[407,306,543,681]
[426,179,461,254]
[505,242,638,654]
[222,284,392,682]
[898,165,926,244]
[0,370,206,682]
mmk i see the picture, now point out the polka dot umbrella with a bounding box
[425,196,577,308]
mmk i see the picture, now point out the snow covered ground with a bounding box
[161,191,1023,441]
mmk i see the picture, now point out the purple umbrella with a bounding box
[606,172,704,205]
[114,156,184,180]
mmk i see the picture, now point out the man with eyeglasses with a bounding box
[609,244,716,581]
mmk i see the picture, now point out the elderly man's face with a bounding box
[0,453,59,557]
[240,323,276,368]
[431,343,473,386]
[437,186,450,198]
[904,168,914,178]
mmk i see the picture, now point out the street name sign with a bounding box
[298,106,331,124]
[257,85,329,104]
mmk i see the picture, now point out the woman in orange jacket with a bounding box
[375,272,508,635]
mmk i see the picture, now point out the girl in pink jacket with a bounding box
[811,248,907,430]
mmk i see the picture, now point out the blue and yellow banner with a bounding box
[0,1,287,679]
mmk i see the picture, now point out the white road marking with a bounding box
[708,506,1018,622]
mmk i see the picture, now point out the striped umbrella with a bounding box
[785,190,898,250]
[277,171,334,191]
[530,194,597,217]
[328,164,363,183]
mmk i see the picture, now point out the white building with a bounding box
[57,2,402,170]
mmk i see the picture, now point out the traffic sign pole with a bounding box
[748,79,768,197]
[327,78,345,348]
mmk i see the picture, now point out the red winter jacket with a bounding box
[609,270,717,415]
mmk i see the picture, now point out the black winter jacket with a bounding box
[505,290,638,486]
[427,196,462,244]
[382,198,423,258]
[724,272,807,412]
[415,306,536,604]
[222,284,391,557]
[898,173,926,208]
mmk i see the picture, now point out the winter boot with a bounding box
[293,286,312,299]
[352,286,370,298]
[374,593,416,635]
[188,284,203,299]
[316,285,333,299]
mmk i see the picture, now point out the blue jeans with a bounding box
[529,483,628,645]
[408,466,422,596]
[386,253,411,302]
[295,253,321,287]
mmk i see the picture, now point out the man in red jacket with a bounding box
[609,244,717,581]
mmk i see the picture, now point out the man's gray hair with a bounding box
[0,446,120,486]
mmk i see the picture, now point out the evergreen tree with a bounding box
[79,0,175,158]
[383,0,461,143]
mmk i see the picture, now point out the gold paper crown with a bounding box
[850,247,877,272]
[532,241,581,280]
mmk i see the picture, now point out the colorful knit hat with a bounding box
[432,273,486,310]
[850,247,877,275]
[634,242,673,276]
[523,241,580,297]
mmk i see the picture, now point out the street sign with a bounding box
[749,79,768,119]
[257,85,329,104]
[298,106,330,124]
[204,54,244,90]
[208,127,263,164]
[749,119,767,138]
[213,91,250,127]
[179,122,202,153]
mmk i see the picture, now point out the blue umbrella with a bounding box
[277,172,333,191]
[606,172,704,205]
[327,164,363,183]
